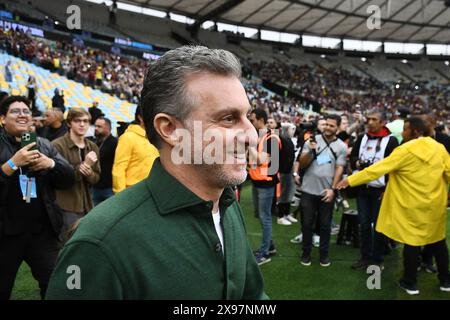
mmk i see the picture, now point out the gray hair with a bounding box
[366,108,387,122]
[281,123,296,137]
[140,45,242,148]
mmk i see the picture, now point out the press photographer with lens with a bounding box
[348,109,399,270]
[0,96,74,300]
[296,114,347,267]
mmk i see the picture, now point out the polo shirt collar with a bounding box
[146,158,236,216]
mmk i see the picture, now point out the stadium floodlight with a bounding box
[361,57,367,62]
[320,54,326,58]
[414,85,419,90]
[445,61,450,66]
[401,59,408,64]
[395,84,400,89]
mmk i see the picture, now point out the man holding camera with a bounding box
[297,114,347,267]
[349,109,398,270]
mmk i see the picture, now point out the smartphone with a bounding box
[21,132,37,150]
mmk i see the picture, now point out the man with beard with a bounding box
[46,46,267,299]
[92,117,117,205]
[297,114,347,267]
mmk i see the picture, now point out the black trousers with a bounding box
[300,192,334,257]
[402,239,450,286]
[0,230,59,300]
[421,245,434,265]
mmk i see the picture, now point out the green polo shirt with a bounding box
[46,158,268,300]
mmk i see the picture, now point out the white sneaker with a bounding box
[285,214,298,223]
[277,217,292,226]
[331,225,340,235]
[290,233,302,244]
[343,200,350,209]
[313,234,320,247]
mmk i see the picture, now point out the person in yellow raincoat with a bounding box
[337,117,450,295]
[112,106,159,193]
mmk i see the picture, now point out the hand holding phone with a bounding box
[21,132,37,150]
[11,142,39,167]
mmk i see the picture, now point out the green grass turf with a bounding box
[11,183,450,300]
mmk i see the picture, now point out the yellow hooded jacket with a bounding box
[348,137,450,246]
[112,124,159,193]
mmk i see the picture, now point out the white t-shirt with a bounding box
[212,210,224,254]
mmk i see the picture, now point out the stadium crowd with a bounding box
[2,26,450,130]
[0,27,147,103]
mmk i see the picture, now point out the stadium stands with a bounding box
[0,52,136,134]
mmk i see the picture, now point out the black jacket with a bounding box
[435,132,450,154]
[52,94,65,113]
[279,135,295,174]
[88,107,104,125]
[0,130,75,238]
[39,121,68,142]
[94,134,117,189]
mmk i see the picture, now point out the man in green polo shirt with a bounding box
[46,46,267,300]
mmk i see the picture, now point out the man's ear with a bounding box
[153,113,182,147]
[0,115,5,126]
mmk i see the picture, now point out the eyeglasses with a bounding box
[9,108,32,116]
[72,118,90,124]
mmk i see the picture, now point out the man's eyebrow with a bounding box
[212,106,249,117]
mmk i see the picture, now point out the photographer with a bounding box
[297,114,347,267]
[349,109,398,270]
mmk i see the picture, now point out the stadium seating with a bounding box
[0,52,137,134]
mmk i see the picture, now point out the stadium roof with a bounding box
[126,0,450,43]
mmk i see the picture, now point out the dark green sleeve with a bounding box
[242,244,270,300]
[46,240,123,300]
[234,203,269,300]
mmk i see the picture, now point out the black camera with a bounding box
[358,160,373,170]
[300,121,316,132]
